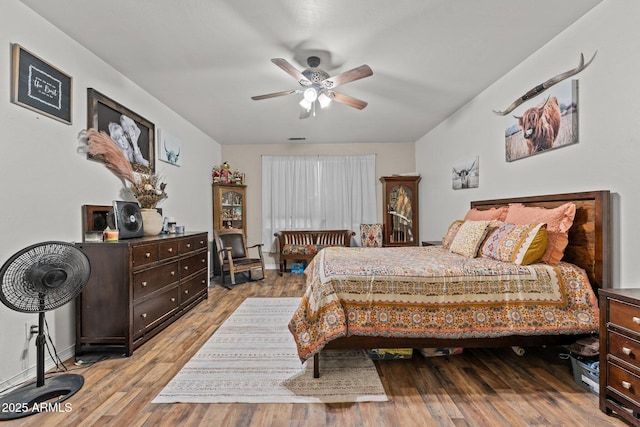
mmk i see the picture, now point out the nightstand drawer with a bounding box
[608,362,640,407]
[609,330,640,368]
[610,299,640,335]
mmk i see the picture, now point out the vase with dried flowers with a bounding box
[79,129,168,235]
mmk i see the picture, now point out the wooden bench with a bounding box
[273,230,355,275]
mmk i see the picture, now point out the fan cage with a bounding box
[0,242,91,313]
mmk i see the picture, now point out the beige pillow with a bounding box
[442,220,464,249]
[449,220,491,258]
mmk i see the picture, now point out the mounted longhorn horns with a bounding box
[493,52,597,116]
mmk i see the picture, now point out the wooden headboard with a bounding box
[471,190,611,291]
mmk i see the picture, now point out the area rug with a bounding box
[151,297,388,403]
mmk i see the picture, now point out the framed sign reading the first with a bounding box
[11,44,72,124]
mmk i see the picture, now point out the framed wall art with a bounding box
[10,43,72,124]
[504,79,578,162]
[87,88,155,172]
[158,128,182,166]
[452,156,479,190]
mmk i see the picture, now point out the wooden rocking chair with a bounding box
[214,229,265,286]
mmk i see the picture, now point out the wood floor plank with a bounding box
[2,271,628,426]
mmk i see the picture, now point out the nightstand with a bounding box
[599,288,640,425]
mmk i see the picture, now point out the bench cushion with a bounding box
[282,244,326,256]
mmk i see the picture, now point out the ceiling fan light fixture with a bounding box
[299,98,312,110]
[318,92,331,108]
[303,87,318,103]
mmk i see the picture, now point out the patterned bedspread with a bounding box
[288,246,599,361]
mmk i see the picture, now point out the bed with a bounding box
[287,191,611,378]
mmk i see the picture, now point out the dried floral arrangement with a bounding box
[79,129,168,209]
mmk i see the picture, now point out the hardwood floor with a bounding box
[5,271,627,426]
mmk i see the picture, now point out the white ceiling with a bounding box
[20,0,603,145]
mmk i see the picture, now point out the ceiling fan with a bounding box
[251,56,373,119]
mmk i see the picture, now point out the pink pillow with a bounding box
[464,207,508,222]
[504,202,576,264]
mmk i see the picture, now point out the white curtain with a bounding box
[262,155,377,251]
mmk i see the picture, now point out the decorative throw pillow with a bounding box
[449,220,491,258]
[442,220,464,249]
[480,223,548,265]
[464,206,508,222]
[504,202,576,264]
[360,224,383,247]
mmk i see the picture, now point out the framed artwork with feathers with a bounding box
[87,88,155,173]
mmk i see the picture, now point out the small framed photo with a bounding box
[158,128,183,166]
[11,44,72,124]
[87,88,155,173]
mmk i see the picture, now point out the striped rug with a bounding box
[151,297,388,403]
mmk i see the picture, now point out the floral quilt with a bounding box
[288,246,599,361]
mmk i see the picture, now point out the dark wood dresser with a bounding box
[599,288,640,425]
[75,232,208,355]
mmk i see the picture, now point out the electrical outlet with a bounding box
[25,323,37,340]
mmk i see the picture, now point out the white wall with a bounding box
[416,0,637,289]
[0,1,221,389]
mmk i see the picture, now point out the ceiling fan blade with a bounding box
[322,65,373,89]
[271,58,312,86]
[329,92,368,110]
[251,90,297,101]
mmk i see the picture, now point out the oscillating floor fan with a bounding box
[0,242,90,420]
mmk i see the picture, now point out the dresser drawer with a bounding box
[194,235,208,251]
[608,330,640,368]
[179,270,207,306]
[133,286,179,337]
[608,362,640,407]
[159,240,179,260]
[133,243,159,268]
[179,237,196,254]
[610,299,640,335]
[133,261,179,300]
[180,251,207,278]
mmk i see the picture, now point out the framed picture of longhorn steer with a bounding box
[504,79,578,162]
[158,128,182,167]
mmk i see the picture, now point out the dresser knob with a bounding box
[184,289,189,295]
[171,297,176,302]
[168,248,173,253]
[145,252,151,258]
[200,240,204,245]
[622,381,632,390]
[623,347,633,356]
[141,281,147,287]
[187,243,191,248]
[141,313,147,319]
[171,271,176,276]
[633,317,640,325]
[184,266,189,270]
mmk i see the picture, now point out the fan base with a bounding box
[0,374,84,420]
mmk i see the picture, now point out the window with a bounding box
[262,155,377,251]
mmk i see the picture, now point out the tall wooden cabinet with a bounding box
[212,184,246,274]
[212,184,246,234]
[75,232,208,355]
[380,175,421,247]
